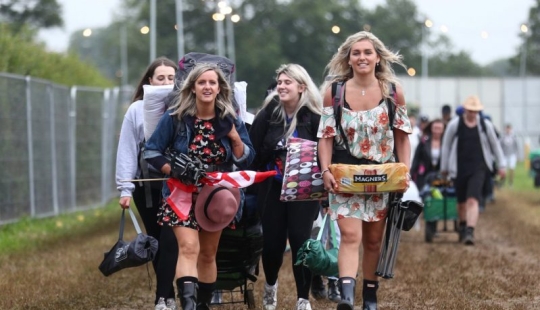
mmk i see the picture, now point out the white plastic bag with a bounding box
[233,81,248,121]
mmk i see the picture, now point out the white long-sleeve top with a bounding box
[115,100,146,198]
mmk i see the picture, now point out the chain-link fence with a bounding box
[1,73,538,225]
[0,73,132,225]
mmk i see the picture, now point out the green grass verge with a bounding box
[0,201,120,254]
[509,161,537,192]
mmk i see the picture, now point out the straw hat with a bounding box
[462,95,484,111]
[194,185,240,232]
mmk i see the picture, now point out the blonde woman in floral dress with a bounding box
[317,31,412,310]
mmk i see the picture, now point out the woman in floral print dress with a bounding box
[317,31,412,310]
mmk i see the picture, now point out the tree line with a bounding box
[2,0,538,106]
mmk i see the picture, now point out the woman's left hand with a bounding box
[404,172,411,191]
[227,124,244,158]
[227,124,240,141]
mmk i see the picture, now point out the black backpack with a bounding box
[331,81,398,164]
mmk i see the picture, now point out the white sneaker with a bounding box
[165,298,177,310]
[296,298,312,310]
[263,281,278,310]
[155,297,170,310]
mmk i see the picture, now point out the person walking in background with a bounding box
[411,119,445,192]
[480,114,499,207]
[441,104,452,126]
[144,63,255,310]
[499,124,519,187]
[317,31,412,310]
[248,64,322,310]
[408,114,421,162]
[440,96,505,246]
[115,57,179,310]
[419,115,430,134]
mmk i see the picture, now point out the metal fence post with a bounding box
[48,83,59,215]
[101,89,110,205]
[25,76,36,217]
[69,87,77,209]
[109,87,121,201]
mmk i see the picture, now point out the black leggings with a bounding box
[260,179,319,299]
[132,183,178,303]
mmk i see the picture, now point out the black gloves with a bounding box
[170,151,206,186]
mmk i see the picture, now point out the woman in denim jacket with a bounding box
[144,63,254,310]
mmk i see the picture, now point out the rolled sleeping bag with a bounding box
[143,84,174,141]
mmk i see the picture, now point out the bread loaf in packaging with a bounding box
[329,163,409,194]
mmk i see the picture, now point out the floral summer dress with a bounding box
[317,94,412,222]
[158,117,228,229]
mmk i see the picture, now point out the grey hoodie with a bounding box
[440,115,505,179]
[115,100,146,197]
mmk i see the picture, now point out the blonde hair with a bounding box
[324,31,406,98]
[169,63,236,120]
[260,64,322,139]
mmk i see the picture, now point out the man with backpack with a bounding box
[440,96,505,245]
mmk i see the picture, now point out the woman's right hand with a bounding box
[322,170,338,194]
[119,196,131,209]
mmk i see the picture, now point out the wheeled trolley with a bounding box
[422,180,458,243]
[213,193,262,309]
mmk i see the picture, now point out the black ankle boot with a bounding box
[328,278,341,303]
[458,221,466,242]
[311,275,327,300]
[176,277,198,310]
[362,279,379,310]
[196,282,215,310]
[337,277,356,310]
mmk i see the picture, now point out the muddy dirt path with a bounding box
[1,189,539,310]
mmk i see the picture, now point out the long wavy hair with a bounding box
[323,31,406,99]
[168,63,236,120]
[260,63,322,139]
[131,57,177,102]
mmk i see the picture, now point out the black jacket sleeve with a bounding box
[248,108,270,171]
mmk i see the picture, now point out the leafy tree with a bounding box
[0,24,111,86]
[67,0,492,106]
[0,0,63,33]
[428,51,488,76]
[362,0,423,75]
[511,0,540,76]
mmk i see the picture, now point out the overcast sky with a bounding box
[38,0,535,65]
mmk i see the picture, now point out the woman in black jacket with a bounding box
[249,64,322,310]
[411,118,445,191]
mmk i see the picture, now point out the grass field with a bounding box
[0,201,120,253]
[511,161,537,191]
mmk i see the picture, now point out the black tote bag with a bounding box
[99,208,159,277]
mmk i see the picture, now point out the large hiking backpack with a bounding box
[140,53,247,203]
[175,52,236,89]
[169,52,247,121]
